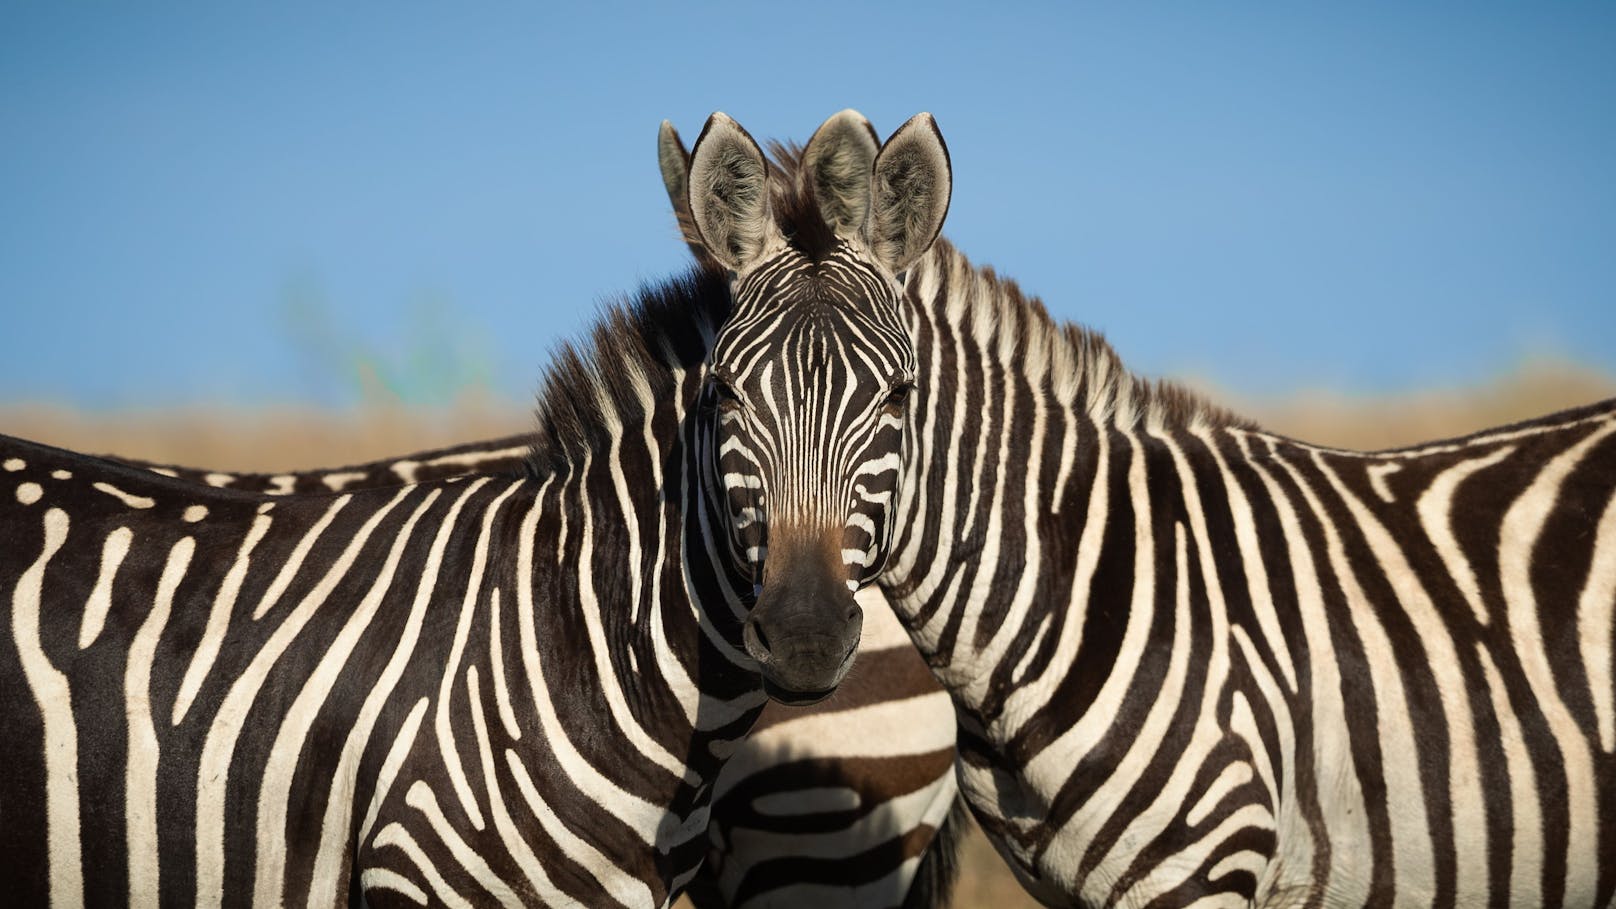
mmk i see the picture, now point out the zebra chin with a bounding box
[755,640,861,705]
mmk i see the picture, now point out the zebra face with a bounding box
[705,249,917,703]
[683,109,951,703]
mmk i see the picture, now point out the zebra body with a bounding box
[888,243,1616,906]
[0,438,745,905]
[681,111,1616,907]
[124,437,963,908]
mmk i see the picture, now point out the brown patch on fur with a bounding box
[760,518,847,579]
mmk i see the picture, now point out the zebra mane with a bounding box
[920,237,1252,433]
[527,263,731,475]
[761,139,1245,432]
[530,138,861,477]
[762,140,842,263]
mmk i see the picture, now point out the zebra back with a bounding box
[885,230,1616,906]
[121,433,534,495]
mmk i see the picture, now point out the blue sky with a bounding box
[2,3,1613,409]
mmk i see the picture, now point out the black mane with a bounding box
[764,140,842,263]
[527,263,731,476]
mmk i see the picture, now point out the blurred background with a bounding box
[3,4,1614,903]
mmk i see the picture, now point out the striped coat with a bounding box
[881,236,1616,906]
[0,266,859,907]
[122,438,964,908]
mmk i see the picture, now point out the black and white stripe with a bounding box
[707,243,917,591]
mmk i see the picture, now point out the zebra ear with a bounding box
[658,120,707,258]
[803,109,880,240]
[687,112,775,271]
[870,113,952,274]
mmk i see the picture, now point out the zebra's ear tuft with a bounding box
[803,109,880,241]
[871,113,952,274]
[658,120,706,258]
[687,112,775,271]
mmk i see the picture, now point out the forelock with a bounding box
[765,140,841,263]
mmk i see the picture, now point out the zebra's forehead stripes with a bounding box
[720,311,909,383]
[716,256,915,382]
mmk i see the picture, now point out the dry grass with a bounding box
[1227,359,1616,450]
[6,361,1608,470]
[0,400,525,473]
[3,361,1610,908]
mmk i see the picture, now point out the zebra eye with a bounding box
[881,382,914,412]
[711,378,743,411]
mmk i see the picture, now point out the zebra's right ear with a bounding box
[687,112,776,272]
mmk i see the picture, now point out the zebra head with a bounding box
[683,110,951,704]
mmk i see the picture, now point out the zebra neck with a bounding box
[883,239,1240,718]
[528,440,765,733]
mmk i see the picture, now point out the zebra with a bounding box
[125,434,537,496]
[0,142,954,905]
[680,110,1616,906]
[118,432,964,909]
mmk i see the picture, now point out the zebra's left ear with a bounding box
[658,120,692,210]
[870,113,952,274]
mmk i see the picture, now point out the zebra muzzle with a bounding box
[744,556,864,704]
